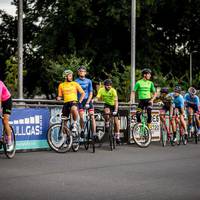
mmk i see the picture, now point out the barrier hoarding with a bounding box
[8,108,50,150]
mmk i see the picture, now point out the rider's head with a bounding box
[188,87,197,97]
[77,66,87,78]
[174,85,181,95]
[104,79,112,91]
[141,68,152,80]
[160,87,169,95]
[63,69,73,82]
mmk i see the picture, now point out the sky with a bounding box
[0,0,16,16]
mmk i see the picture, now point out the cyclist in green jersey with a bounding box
[131,68,157,127]
[95,79,121,144]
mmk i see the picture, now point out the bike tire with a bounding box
[3,125,16,159]
[161,124,167,147]
[84,121,90,150]
[71,131,80,152]
[132,123,151,148]
[47,123,72,153]
[108,120,115,151]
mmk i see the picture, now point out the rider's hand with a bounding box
[85,103,90,109]
[112,111,117,116]
[57,96,62,101]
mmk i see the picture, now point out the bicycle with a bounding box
[173,109,187,145]
[47,114,80,153]
[0,116,16,159]
[159,113,174,147]
[82,109,100,153]
[103,113,116,151]
[187,113,199,144]
[131,109,152,148]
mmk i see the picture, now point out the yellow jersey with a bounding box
[58,81,84,103]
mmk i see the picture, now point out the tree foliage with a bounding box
[0,0,200,99]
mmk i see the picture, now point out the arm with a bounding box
[57,84,63,100]
[86,92,93,104]
[130,90,135,104]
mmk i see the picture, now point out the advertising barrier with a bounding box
[7,108,50,150]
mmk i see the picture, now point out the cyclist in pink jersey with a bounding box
[0,80,13,150]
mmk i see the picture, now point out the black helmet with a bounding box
[141,68,152,75]
[104,79,112,86]
[174,86,181,93]
[77,65,86,71]
[188,87,197,95]
[160,87,169,94]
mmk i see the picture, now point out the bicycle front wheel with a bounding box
[47,123,72,153]
[160,123,167,147]
[3,125,16,159]
[132,123,152,148]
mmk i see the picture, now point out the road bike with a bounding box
[103,113,116,151]
[173,110,187,145]
[0,116,16,158]
[82,110,101,153]
[159,113,174,147]
[47,114,80,153]
[131,109,152,148]
[187,113,199,144]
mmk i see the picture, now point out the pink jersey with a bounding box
[0,81,11,102]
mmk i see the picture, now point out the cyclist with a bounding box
[130,68,157,128]
[168,86,188,141]
[154,87,173,126]
[184,87,200,134]
[75,66,96,138]
[57,69,85,132]
[0,80,13,151]
[95,79,121,144]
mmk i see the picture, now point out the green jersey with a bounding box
[134,79,156,100]
[97,87,117,106]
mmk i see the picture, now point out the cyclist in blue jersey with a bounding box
[168,86,188,141]
[75,66,96,138]
[184,87,200,134]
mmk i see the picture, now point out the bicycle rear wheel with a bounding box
[3,125,16,159]
[132,123,151,148]
[47,123,72,153]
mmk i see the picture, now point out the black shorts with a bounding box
[186,103,199,113]
[78,99,94,112]
[104,104,115,112]
[137,99,152,111]
[62,101,78,117]
[2,97,12,115]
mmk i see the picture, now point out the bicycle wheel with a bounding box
[3,125,16,159]
[132,123,151,148]
[71,131,80,152]
[84,120,90,150]
[108,120,115,151]
[160,123,167,147]
[47,123,72,153]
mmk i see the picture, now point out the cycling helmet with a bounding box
[77,65,86,71]
[141,68,152,75]
[174,85,181,93]
[63,69,73,78]
[160,87,169,94]
[188,87,197,95]
[104,79,112,86]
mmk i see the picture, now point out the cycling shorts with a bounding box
[62,101,78,117]
[78,99,94,112]
[2,97,12,115]
[137,99,152,111]
[186,103,199,113]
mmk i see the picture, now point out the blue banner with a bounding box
[0,108,51,150]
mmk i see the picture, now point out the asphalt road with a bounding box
[0,142,200,200]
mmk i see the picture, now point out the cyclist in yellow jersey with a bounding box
[95,79,121,144]
[57,69,85,132]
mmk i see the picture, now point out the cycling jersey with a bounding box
[97,87,117,106]
[184,93,199,112]
[75,78,93,100]
[0,81,11,102]
[134,79,156,99]
[168,93,184,108]
[58,81,84,103]
[155,94,173,108]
